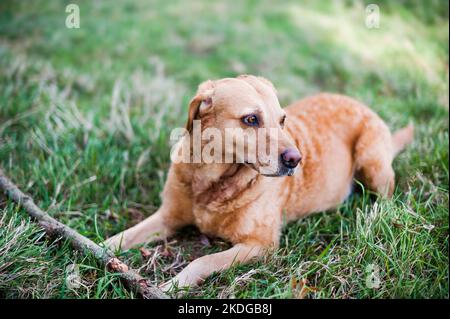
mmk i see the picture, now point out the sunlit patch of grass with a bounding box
[288,2,448,84]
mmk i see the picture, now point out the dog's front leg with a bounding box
[103,209,174,251]
[160,243,266,293]
[103,166,194,251]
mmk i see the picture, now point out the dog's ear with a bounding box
[185,80,214,133]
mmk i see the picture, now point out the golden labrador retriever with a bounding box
[104,75,413,292]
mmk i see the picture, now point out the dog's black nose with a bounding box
[281,148,301,168]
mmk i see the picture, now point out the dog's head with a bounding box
[185,75,301,177]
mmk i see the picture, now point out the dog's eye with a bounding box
[280,115,286,128]
[242,114,259,127]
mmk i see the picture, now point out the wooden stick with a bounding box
[0,169,169,299]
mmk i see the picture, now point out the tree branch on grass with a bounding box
[0,169,169,299]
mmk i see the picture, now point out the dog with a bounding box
[104,74,414,292]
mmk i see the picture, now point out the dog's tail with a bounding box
[392,123,414,157]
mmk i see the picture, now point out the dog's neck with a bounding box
[192,163,257,194]
[191,162,260,212]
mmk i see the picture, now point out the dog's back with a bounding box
[283,93,413,220]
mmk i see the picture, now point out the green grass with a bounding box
[0,0,448,298]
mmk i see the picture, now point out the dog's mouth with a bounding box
[281,167,297,176]
[244,161,297,177]
[262,166,296,177]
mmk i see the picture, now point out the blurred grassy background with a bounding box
[0,0,448,298]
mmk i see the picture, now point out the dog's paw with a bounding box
[101,234,124,252]
[159,280,174,293]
